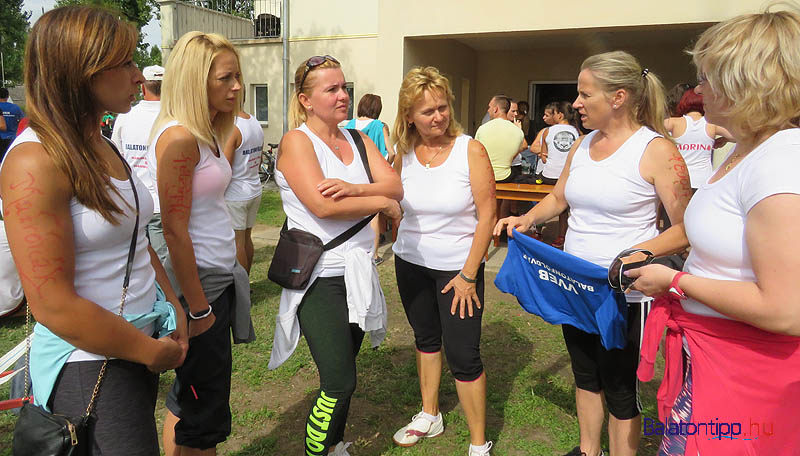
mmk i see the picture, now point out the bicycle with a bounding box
[259,143,278,184]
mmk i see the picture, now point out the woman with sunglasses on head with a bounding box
[0,6,188,454]
[495,51,690,456]
[628,9,800,456]
[149,31,247,456]
[268,55,402,456]
[391,66,496,456]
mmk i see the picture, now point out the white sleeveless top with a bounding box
[564,127,661,301]
[393,134,478,271]
[148,121,236,271]
[682,129,800,318]
[275,123,373,276]
[674,116,714,188]
[225,115,264,201]
[542,124,580,179]
[2,128,157,362]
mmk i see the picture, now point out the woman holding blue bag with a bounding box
[495,51,689,456]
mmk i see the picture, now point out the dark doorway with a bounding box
[529,82,588,137]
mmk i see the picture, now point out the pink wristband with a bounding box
[669,271,688,299]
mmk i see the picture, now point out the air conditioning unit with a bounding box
[254,13,280,38]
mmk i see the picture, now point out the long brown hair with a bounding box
[25,6,138,223]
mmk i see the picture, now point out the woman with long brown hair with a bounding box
[0,6,187,454]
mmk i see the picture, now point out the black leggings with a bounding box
[395,256,485,382]
[297,276,364,455]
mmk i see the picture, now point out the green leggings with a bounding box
[297,276,365,455]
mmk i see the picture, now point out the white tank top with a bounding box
[674,116,714,188]
[2,128,157,362]
[392,134,478,271]
[225,115,264,201]
[275,123,373,277]
[541,124,580,179]
[148,121,236,271]
[564,127,661,300]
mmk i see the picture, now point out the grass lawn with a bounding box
[0,187,665,455]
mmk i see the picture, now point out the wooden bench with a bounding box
[494,183,555,246]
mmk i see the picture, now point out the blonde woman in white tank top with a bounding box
[495,52,690,456]
[277,56,402,456]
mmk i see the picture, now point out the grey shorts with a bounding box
[225,193,262,230]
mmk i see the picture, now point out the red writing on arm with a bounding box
[3,172,65,297]
[163,153,194,216]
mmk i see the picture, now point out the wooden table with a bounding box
[494,183,554,246]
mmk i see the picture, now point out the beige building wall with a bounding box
[161,0,764,142]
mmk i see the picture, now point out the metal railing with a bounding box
[182,0,281,38]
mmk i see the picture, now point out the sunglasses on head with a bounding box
[607,248,654,292]
[298,55,340,93]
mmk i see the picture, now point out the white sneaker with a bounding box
[392,411,444,447]
[469,440,493,456]
[330,441,352,456]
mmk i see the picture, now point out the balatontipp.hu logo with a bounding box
[644,417,774,441]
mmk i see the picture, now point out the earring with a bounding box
[613,104,618,109]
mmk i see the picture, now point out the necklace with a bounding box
[423,142,449,169]
[724,152,743,171]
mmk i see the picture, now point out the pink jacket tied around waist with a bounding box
[637,295,800,455]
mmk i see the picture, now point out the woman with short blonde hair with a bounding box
[629,7,800,456]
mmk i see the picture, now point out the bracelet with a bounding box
[189,305,213,320]
[459,271,477,284]
[668,272,688,299]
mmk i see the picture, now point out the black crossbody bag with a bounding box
[12,141,140,456]
[268,129,375,290]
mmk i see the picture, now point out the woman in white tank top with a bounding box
[273,56,402,456]
[223,110,265,273]
[150,32,244,454]
[0,6,187,453]
[390,67,496,456]
[663,88,734,189]
[496,52,690,456]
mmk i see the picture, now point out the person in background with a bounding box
[517,100,532,142]
[345,93,395,265]
[628,8,800,456]
[538,101,581,249]
[0,87,25,161]
[391,66,496,456]
[666,83,693,117]
[150,31,252,456]
[529,102,559,182]
[0,6,187,453]
[112,64,169,262]
[663,87,734,190]
[496,51,690,456]
[223,105,264,275]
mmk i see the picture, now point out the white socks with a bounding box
[420,410,440,422]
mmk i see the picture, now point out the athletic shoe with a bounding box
[469,440,493,456]
[563,446,605,456]
[392,411,444,447]
[331,441,352,456]
[372,256,384,266]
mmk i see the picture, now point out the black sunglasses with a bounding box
[607,248,654,292]
[298,55,340,93]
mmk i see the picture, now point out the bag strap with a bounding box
[322,129,375,251]
[280,129,377,249]
[23,139,140,417]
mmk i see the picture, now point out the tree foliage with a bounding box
[54,0,161,68]
[0,0,31,85]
